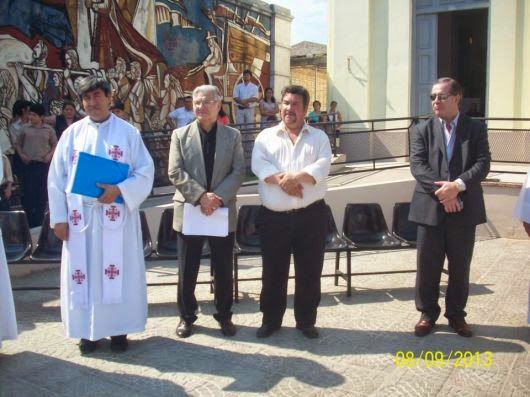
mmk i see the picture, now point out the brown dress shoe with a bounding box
[449,319,472,337]
[176,320,192,338]
[414,319,434,337]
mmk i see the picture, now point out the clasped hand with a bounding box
[200,192,222,216]
[434,181,461,213]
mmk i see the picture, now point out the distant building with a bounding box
[290,41,327,110]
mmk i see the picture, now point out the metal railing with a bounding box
[141,117,530,188]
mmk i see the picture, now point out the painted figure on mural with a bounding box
[159,72,184,128]
[63,49,85,112]
[186,32,223,86]
[13,40,50,104]
[128,61,145,130]
[85,0,164,75]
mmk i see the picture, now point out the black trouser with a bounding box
[176,232,235,324]
[22,161,48,227]
[258,200,327,329]
[415,219,476,323]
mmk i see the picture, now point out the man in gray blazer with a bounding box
[168,85,245,338]
[409,77,490,338]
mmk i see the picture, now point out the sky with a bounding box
[261,0,327,45]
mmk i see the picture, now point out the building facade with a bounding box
[328,0,530,122]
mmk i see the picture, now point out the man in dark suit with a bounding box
[409,77,490,337]
[168,85,245,338]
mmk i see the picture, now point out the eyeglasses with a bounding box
[193,99,218,106]
[430,93,453,101]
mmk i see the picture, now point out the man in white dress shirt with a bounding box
[48,76,154,354]
[251,85,332,339]
[0,156,17,349]
[233,69,259,127]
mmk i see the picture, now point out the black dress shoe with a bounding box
[414,319,435,337]
[110,335,128,352]
[79,339,97,354]
[219,319,237,336]
[256,324,281,338]
[449,319,473,337]
[297,325,319,339]
[176,320,192,338]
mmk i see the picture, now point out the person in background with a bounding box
[47,76,154,354]
[259,87,279,129]
[217,107,230,125]
[233,69,259,128]
[8,100,31,184]
[307,100,323,124]
[168,96,195,128]
[110,100,131,122]
[327,101,343,154]
[251,85,332,339]
[0,154,13,211]
[15,102,57,227]
[44,100,80,140]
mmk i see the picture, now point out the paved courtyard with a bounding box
[1,237,529,396]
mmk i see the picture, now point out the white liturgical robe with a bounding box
[0,158,17,347]
[47,114,154,340]
[513,166,530,223]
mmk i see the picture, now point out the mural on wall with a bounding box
[0,0,272,130]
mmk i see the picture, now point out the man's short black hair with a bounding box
[29,102,45,116]
[281,85,310,109]
[77,75,112,97]
[12,100,31,117]
[243,69,252,76]
[110,100,125,111]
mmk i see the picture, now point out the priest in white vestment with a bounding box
[513,166,530,323]
[0,157,17,348]
[48,76,154,354]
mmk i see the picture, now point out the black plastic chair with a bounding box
[233,205,262,302]
[155,207,213,290]
[0,210,33,262]
[139,210,153,258]
[324,205,355,296]
[155,208,179,259]
[30,210,62,262]
[342,203,402,249]
[391,202,417,247]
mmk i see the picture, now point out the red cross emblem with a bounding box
[105,264,120,280]
[105,205,120,221]
[70,210,82,225]
[108,145,123,160]
[71,149,78,164]
[72,269,86,284]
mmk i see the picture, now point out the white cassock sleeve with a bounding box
[47,133,70,227]
[513,167,530,223]
[117,132,154,211]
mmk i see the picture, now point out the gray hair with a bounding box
[192,85,222,102]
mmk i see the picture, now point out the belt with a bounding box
[237,105,248,110]
[267,199,324,215]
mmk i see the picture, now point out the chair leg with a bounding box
[347,249,352,297]
[234,254,239,303]
[334,251,340,286]
[210,266,214,294]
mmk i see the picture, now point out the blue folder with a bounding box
[70,152,129,203]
